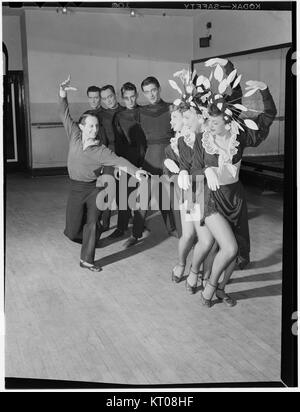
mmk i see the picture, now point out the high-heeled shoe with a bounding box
[216,286,237,307]
[200,282,217,308]
[171,263,185,283]
[185,268,199,295]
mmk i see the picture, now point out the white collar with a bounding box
[202,130,240,176]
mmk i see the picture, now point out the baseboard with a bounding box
[30,167,68,177]
[243,154,284,162]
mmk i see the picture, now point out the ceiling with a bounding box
[2,3,203,17]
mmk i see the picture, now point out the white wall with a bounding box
[2,15,23,70]
[24,10,193,168]
[6,8,292,168]
[193,10,292,60]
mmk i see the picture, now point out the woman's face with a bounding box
[208,115,227,135]
[170,110,183,132]
[182,109,200,132]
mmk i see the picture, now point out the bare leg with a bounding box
[172,207,196,280]
[215,259,237,306]
[187,223,214,289]
[202,213,238,301]
[218,259,236,290]
[202,241,218,287]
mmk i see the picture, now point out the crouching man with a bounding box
[59,76,148,271]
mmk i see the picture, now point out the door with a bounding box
[3,71,28,172]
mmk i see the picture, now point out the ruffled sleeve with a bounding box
[178,136,194,172]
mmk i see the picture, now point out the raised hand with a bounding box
[205,58,228,67]
[59,75,78,97]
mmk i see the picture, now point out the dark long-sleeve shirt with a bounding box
[113,106,147,167]
[101,104,125,151]
[59,96,138,182]
[139,100,174,174]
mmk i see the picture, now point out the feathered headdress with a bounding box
[169,62,263,135]
[168,68,201,112]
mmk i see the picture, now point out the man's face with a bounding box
[101,89,118,109]
[142,83,161,105]
[123,90,137,110]
[79,116,99,143]
[87,91,101,110]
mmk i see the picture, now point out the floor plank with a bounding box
[5,174,283,385]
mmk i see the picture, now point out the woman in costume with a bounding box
[178,60,277,307]
[164,70,217,294]
[166,60,243,296]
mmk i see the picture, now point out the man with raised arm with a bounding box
[58,76,148,271]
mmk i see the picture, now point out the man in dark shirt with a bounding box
[84,85,108,146]
[108,82,147,240]
[125,76,177,246]
[59,76,148,271]
[98,85,125,231]
[100,85,124,151]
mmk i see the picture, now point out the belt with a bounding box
[69,179,97,188]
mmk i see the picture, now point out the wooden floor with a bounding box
[5,174,283,385]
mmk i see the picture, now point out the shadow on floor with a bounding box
[227,281,282,302]
[95,214,171,268]
[246,248,282,270]
[231,270,282,285]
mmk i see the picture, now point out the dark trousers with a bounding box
[169,179,182,238]
[64,180,102,264]
[131,175,177,239]
[98,165,115,230]
[235,197,250,264]
[116,175,136,232]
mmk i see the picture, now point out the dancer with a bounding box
[178,62,277,307]
[110,82,147,241]
[84,85,107,146]
[165,106,219,289]
[126,76,177,244]
[99,85,125,232]
[171,103,216,294]
[162,106,186,238]
[167,64,239,294]
[59,76,148,271]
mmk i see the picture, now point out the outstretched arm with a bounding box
[241,82,277,148]
[97,145,149,182]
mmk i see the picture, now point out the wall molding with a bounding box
[30,167,68,177]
